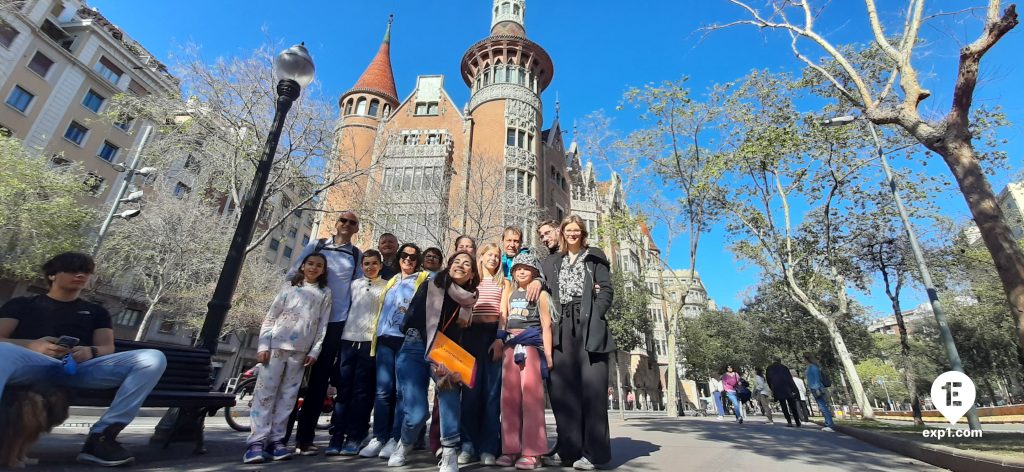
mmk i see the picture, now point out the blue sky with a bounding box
[93,0,1023,316]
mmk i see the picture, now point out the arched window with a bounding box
[496,65,505,83]
[355,97,367,115]
[495,5,499,15]
[382,104,391,118]
[513,4,520,15]
[344,99,353,115]
[368,99,380,117]
[502,2,510,14]
[483,69,490,85]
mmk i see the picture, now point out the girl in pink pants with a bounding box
[496,254,554,470]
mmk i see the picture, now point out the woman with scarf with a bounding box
[387,251,480,472]
[541,215,614,471]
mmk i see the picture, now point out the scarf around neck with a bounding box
[424,275,478,351]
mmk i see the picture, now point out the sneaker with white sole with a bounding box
[388,442,413,467]
[481,452,497,466]
[379,438,398,459]
[822,426,835,432]
[360,438,385,458]
[573,457,596,471]
[457,451,477,464]
[439,447,459,472]
[241,443,265,465]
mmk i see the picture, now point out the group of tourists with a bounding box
[707,357,835,431]
[244,212,615,471]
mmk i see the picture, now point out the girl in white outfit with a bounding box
[243,252,333,464]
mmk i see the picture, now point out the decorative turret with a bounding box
[339,15,399,122]
[491,0,526,37]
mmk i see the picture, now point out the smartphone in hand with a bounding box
[56,335,80,349]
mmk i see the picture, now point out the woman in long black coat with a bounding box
[541,215,614,470]
[765,358,802,427]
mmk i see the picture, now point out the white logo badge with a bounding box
[930,371,976,425]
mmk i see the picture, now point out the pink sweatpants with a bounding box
[501,344,547,457]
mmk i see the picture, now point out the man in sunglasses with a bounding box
[288,211,364,454]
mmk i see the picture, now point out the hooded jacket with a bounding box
[541,246,615,353]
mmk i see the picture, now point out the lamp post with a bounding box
[91,125,156,256]
[822,115,981,430]
[196,43,315,354]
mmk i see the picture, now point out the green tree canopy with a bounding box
[0,136,95,280]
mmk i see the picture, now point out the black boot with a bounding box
[78,424,134,467]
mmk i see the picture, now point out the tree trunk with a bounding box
[808,303,875,419]
[933,138,1024,355]
[134,295,162,342]
[888,287,924,425]
[665,328,679,416]
[613,352,625,420]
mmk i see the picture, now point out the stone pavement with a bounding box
[28,414,942,471]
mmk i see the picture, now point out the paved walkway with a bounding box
[30,414,942,471]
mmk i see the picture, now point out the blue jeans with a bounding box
[725,391,742,420]
[0,343,166,434]
[330,340,375,441]
[459,322,502,456]
[812,389,834,426]
[396,334,462,448]
[372,336,405,443]
[712,391,725,416]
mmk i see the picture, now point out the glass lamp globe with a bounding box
[274,43,315,88]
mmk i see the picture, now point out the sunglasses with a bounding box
[338,217,358,225]
[399,252,419,261]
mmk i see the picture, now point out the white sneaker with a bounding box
[388,442,413,467]
[822,426,835,432]
[457,451,477,464]
[481,453,497,466]
[379,439,398,459]
[360,438,384,458]
[439,447,459,472]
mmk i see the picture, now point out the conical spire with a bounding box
[350,15,398,102]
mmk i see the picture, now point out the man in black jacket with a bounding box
[765,358,801,427]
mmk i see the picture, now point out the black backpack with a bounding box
[313,238,361,279]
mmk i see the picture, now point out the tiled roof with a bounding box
[350,20,398,102]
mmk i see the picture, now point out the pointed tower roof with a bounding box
[349,15,398,103]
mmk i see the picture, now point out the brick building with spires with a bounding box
[320,0,572,250]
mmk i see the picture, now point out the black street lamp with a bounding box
[196,43,315,354]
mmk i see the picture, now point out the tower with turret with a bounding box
[320,17,399,241]
[459,0,556,246]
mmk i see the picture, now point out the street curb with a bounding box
[833,424,1024,472]
[70,406,169,417]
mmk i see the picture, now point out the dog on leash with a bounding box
[0,386,70,468]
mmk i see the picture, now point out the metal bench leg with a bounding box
[193,408,208,455]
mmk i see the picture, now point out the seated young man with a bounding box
[0,252,167,467]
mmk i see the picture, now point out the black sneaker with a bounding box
[77,426,134,467]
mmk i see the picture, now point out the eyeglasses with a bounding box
[424,254,441,260]
[399,252,419,261]
[338,217,359,226]
[564,229,583,235]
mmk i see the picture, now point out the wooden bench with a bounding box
[72,340,235,453]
